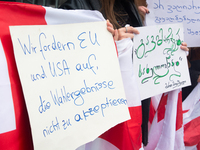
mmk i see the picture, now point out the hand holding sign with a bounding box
[133,23,191,100]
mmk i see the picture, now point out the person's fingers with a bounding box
[113,29,119,41]
[118,26,139,35]
[107,26,114,35]
[180,42,189,56]
[180,46,189,52]
[106,20,115,36]
[124,26,140,34]
[106,20,120,41]
[106,21,139,41]
[118,32,134,40]
[138,6,150,15]
[122,33,134,39]
[117,26,138,40]
[180,42,189,52]
[106,20,113,29]
[181,42,187,47]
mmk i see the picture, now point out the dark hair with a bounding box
[100,0,120,29]
[100,0,138,29]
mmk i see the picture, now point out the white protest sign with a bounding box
[133,23,191,100]
[10,21,130,150]
[146,0,200,47]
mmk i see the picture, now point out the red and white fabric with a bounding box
[183,83,200,150]
[144,89,185,150]
[0,2,143,150]
[148,94,162,130]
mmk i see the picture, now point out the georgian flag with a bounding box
[144,89,185,150]
[183,83,200,150]
[0,2,143,150]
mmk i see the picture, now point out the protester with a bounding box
[59,0,189,148]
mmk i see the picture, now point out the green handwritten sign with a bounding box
[133,23,191,100]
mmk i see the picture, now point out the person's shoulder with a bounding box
[59,0,93,10]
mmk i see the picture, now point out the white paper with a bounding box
[10,21,130,150]
[146,0,200,47]
[133,23,191,100]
